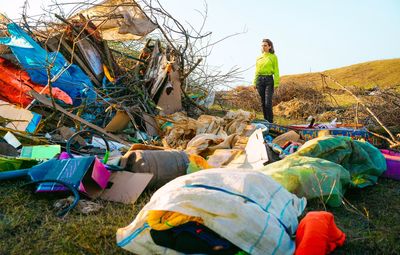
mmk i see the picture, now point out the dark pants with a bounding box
[256,75,274,123]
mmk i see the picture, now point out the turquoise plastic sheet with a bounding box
[295,136,386,187]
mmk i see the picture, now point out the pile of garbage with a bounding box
[0,0,201,210]
[115,118,395,254]
[0,0,186,147]
[1,1,400,254]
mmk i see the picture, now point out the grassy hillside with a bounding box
[281,58,400,89]
[220,58,400,125]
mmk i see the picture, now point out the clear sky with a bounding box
[2,0,400,85]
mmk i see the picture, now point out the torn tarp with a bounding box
[75,0,157,41]
[0,23,95,105]
[0,57,72,107]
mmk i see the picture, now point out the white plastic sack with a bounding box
[116,168,306,255]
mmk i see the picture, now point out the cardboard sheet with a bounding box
[105,110,130,132]
[100,172,153,204]
[0,100,41,133]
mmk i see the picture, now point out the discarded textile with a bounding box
[261,156,351,207]
[295,211,345,255]
[116,169,306,255]
[0,23,95,104]
[295,136,386,187]
[147,211,203,231]
[150,222,242,255]
[0,57,72,107]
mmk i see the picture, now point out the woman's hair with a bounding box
[262,39,275,54]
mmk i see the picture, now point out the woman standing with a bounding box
[254,38,280,123]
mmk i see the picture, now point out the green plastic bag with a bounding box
[261,156,350,207]
[295,136,387,187]
[261,136,387,207]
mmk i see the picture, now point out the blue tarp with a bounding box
[0,23,95,105]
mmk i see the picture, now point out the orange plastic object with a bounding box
[295,211,346,255]
[0,57,72,107]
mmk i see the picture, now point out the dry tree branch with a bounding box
[321,73,400,148]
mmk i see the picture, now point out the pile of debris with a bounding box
[0,0,214,215]
[0,0,190,146]
[0,0,262,217]
[1,1,400,255]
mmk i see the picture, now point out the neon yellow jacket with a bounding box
[253,52,280,87]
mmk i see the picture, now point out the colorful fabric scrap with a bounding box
[295,211,345,255]
[147,210,204,230]
[187,154,212,174]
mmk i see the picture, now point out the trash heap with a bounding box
[1,1,399,255]
[0,0,199,207]
[0,0,184,148]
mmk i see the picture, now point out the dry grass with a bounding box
[216,86,261,112]
[220,58,400,129]
[281,58,400,89]
[305,178,400,255]
[0,179,153,254]
[273,98,330,119]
